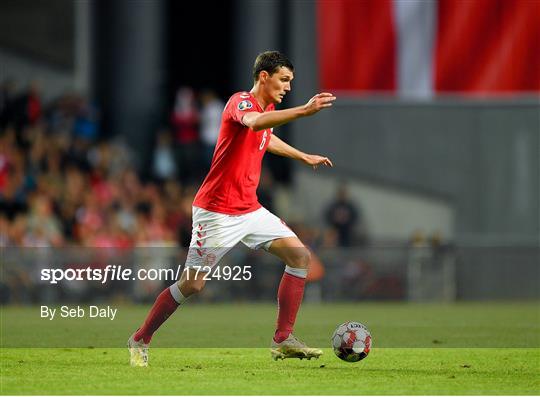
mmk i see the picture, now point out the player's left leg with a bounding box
[129,206,252,366]
[267,237,322,360]
[240,208,322,360]
[267,237,310,342]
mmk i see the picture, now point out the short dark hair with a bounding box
[253,51,294,81]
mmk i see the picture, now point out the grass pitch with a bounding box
[1,303,539,394]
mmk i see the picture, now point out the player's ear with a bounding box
[260,70,269,83]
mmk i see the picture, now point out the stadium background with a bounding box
[1,0,539,310]
[1,2,539,395]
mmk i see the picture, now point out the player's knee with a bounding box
[288,247,311,269]
[179,279,205,297]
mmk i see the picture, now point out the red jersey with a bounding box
[193,92,274,214]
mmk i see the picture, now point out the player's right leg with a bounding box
[128,268,207,367]
[128,206,241,367]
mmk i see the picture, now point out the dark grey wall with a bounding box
[287,0,539,243]
[292,100,539,241]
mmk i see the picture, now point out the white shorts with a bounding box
[184,206,297,270]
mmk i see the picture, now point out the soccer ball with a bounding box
[331,321,372,362]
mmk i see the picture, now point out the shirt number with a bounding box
[259,131,268,151]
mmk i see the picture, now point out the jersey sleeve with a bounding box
[225,93,259,125]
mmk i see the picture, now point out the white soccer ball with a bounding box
[331,321,372,362]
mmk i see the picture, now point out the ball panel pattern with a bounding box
[331,321,372,363]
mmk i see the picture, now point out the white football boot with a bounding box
[127,334,149,367]
[271,334,323,361]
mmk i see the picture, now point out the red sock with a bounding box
[274,272,306,343]
[134,288,179,344]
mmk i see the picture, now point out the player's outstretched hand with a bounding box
[302,154,333,170]
[303,93,336,116]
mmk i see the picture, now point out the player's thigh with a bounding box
[240,207,297,251]
[267,236,311,269]
[241,207,309,268]
[184,206,247,272]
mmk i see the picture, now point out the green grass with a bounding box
[1,348,539,395]
[1,303,539,394]
[2,302,539,348]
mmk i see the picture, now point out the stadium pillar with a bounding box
[94,0,166,176]
[232,0,293,183]
[232,0,280,89]
[74,0,93,96]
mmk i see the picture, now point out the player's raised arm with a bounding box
[267,134,333,170]
[242,93,336,132]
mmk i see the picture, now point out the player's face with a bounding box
[266,67,294,104]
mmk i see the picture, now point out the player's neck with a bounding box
[249,86,271,111]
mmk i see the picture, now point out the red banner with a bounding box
[317,0,396,92]
[317,0,540,96]
[435,0,540,93]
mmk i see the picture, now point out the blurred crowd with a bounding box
[1,82,185,248]
[0,82,369,250]
[2,81,455,304]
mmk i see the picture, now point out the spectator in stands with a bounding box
[199,89,224,170]
[162,179,185,239]
[25,195,63,246]
[0,79,18,129]
[152,128,177,181]
[45,92,77,136]
[324,184,366,247]
[0,146,29,221]
[12,80,42,132]
[0,177,28,221]
[171,86,199,183]
[73,95,99,141]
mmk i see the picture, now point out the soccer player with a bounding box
[128,51,336,366]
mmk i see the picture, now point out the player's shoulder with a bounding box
[231,91,252,100]
[225,91,256,112]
